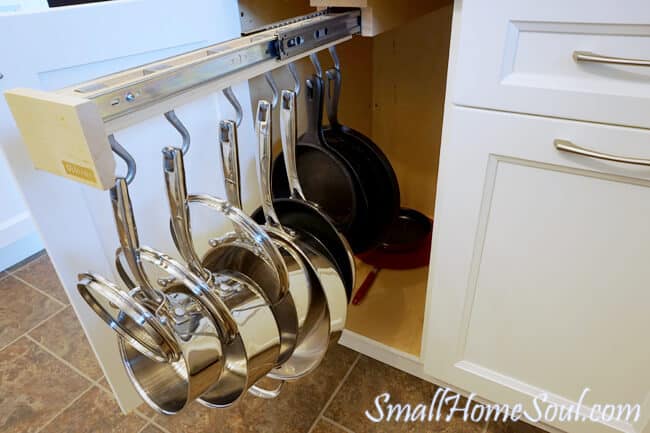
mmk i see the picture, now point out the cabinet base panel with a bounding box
[344,260,427,356]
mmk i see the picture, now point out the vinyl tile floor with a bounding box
[0,251,549,433]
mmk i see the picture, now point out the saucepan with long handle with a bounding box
[82,163,226,415]
[162,141,284,406]
[253,95,349,341]
[223,89,330,381]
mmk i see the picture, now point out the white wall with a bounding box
[0,0,47,12]
[0,151,42,269]
[0,5,47,268]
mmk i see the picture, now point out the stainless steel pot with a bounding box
[79,271,225,415]
[117,245,279,411]
[162,144,283,406]
[162,112,297,369]
[78,179,229,416]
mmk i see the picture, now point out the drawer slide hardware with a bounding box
[69,9,360,124]
[3,9,361,189]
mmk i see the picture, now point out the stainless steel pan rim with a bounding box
[248,97,343,386]
[116,247,264,411]
[219,115,328,383]
[77,272,180,363]
[120,246,238,344]
[183,193,297,367]
[264,226,331,380]
[278,89,350,334]
[161,147,284,407]
[197,270,280,408]
[118,285,224,416]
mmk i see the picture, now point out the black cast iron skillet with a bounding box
[271,75,370,254]
[254,91,355,301]
[323,66,401,253]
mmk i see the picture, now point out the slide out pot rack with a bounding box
[4,8,361,190]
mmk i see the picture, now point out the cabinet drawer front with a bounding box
[454,0,650,129]
[425,107,650,433]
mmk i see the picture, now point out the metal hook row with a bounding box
[109,44,340,184]
[109,109,191,184]
[310,45,340,77]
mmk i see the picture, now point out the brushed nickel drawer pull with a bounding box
[555,139,650,167]
[573,51,650,67]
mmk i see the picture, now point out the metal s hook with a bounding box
[222,86,243,127]
[109,134,136,185]
[287,63,301,95]
[310,53,323,78]
[164,110,191,155]
[328,46,341,71]
[264,71,279,108]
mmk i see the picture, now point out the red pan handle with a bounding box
[352,267,381,305]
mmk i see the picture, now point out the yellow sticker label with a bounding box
[62,160,97,183]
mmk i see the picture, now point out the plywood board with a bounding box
[347,259,428,356]
[371,5,452,218]
[310,0,451,36]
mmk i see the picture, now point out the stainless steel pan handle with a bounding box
[555,139,650,167]
[110,178,164,304]
[162,146,212,281]
[256,100,284,230]
[573,51,650,68]
[279,90,306,201]
[219,120,243,210]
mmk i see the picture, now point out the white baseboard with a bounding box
[0,231,43,271]
[0,211,44,270]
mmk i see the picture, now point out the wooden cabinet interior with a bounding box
[241,0,453,357]
[309,0,452,36]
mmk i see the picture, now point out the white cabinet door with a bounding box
[424,106,650,433]
[0,0,257,411]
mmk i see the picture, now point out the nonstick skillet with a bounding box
[323,64,400,253]
[271,75,370,254]
[254,92,355,302]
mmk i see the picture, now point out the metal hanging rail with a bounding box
[4,9,361,190]
[61,10,360,125]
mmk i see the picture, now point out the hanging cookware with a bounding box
[270,80,357,297]
[86,163,227,415]
[162,145,285,406]
[76,271,180,364]
[323,47,400,253]
[352,208,432,305]
[253,93,351,333]
[247,94,335,380]
[270,71,370,255]
[219,87,331,381]
[162,110,296,373]
[79,269,225,416]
